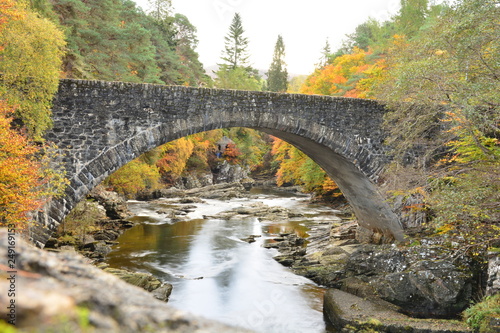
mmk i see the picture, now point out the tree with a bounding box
[147,0,172,22]
[287,75,307,93]
[0,101,67,229]
[376,0,500,163]
[105,158,161,198]
[266,35,288,92]
[301,47,384,98]
[317,39,332,68]
[220,13,249,70]
[215,12,262,90]
[0,1,65,139]
[215,66,262,90]
[173,13,212,86]
[271,137,342,197]
[395,0,429,38]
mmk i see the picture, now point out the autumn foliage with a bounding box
[0,102,49,228]
[300,47,385,99]
[271,137,341,198]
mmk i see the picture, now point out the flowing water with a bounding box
[105,187,337,333]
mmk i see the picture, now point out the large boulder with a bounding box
[345,244,475,318]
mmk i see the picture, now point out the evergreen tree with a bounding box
[173,13,212,86]
[148,0,172,22]
[220,13,250,70]
[317,39,332,68]
[266,35,288,92]
[215,12,261,90]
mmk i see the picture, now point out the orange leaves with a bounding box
[0,0,24,30]
[0,101,46,228]
[300,47,385,99]
[223,143,242,164]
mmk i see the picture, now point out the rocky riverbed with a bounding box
[22,179,500,332]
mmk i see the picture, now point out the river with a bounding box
[105,187,337,333]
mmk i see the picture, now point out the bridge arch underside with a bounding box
[31,115,404,247]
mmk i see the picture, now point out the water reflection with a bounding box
[106,188,336,333]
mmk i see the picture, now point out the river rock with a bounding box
[323,288,471,332]
[345,244,474,318]
[180,172,214,189]
[0,230,251,332]
[185,182,246,199]
[104,268,173,302]
[154,186,186,199]
[89,185,131,220]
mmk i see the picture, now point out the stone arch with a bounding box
[30,79,404,247]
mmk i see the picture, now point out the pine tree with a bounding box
[215,12,261,90]
[148,0,172,22]
[266,35,288,92]
[317,39,332,68]
[220,13,249,70]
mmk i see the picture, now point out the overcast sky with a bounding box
[133,0,417,76]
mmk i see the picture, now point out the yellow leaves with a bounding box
[0,2,65,139]
[156,137,195,177]
[106,159,161,199]
[435,223,455,235]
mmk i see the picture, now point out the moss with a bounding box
[464,294,500,332]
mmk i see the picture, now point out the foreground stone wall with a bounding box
[31,79,404,246]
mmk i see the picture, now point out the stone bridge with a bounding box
[30,79,405,247]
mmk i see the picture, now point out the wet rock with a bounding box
[92,229,121,241]
[240,235,261,243]
[104,268,173,302]
[0,230,251,333]
[179,197,204,204]
[83,241,112,259]
[324,288,471,333]
[151,284,174,302]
